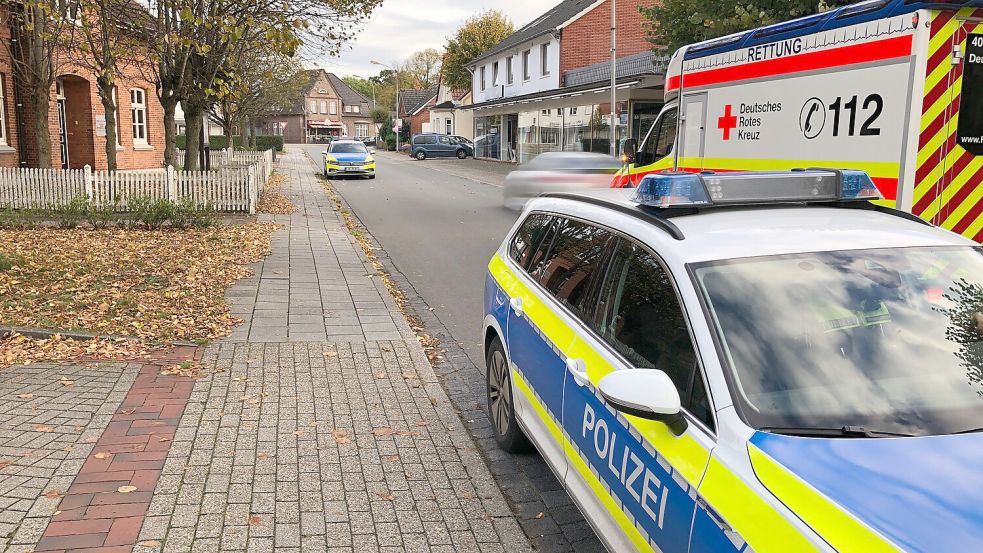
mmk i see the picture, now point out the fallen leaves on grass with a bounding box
[257,172,295,215]
[0,224,276,366]
[0,333,151,368]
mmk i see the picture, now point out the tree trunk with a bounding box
[240,118,249,152]
[96,78,118,172]
[161,97,178,168]
[31,84,53,169]
[182,100,202,172]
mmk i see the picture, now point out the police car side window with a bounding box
[592,239,713,429]
[539,219,613,319]
[509,214,552,270]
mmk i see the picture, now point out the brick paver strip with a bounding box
[28,346,200,553]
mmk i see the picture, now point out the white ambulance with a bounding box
[618,0,983,242]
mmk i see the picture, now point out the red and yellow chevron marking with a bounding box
[914,8,983,243]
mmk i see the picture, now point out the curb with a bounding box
[0,325,199,348]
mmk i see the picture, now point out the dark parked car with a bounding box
[409,133,472,160]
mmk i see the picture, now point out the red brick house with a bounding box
[0,5,165,170]
[252,69,375,144]
[397,85,438,137]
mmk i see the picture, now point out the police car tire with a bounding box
[486,337,531,453]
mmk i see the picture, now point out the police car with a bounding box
[482,170,983,553]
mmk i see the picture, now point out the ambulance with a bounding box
[617,0,983,243]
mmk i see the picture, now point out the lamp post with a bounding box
[610,0,618,157]
[371,60,401,151]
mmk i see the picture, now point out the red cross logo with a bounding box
[717,104,738,140]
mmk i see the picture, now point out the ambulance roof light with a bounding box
[630,170,882,209]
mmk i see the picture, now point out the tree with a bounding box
[405,48,442,89]
[370,107,388,123]
[210,49,308,150]
[145,0,383,170]
[70,0,145,171]
[0,1,78,168]
[342,75,376,103]
[639,0,854,51]
[442,10,513,91]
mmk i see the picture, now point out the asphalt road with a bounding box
[301,144,519,366]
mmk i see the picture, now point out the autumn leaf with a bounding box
[535,512,545,519]
[332,429,350,444]
[375,491,396,501]
[248,515,262,525]
[43,489,62,499]
[117,485,138,493]
[374,372,385,379]
[371,427,393,436]
[323,351,338,357]
[138,541,160,548]
[34,425,54,433]
[93,452,111,460]
[16,393,33,399]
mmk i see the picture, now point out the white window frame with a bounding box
[320,100,327,113]
[0,74,7,146]
[541,43,550,77]
[570,106,578,115]
[506,56,514,85]
[111,87,122,148]
[492,61,499,87]
[522,50,531,81]
[480,66,486,90]
[329,101,337,115]
[445,118,452,135]
[130,88,148,146]
[352,105,360,114]
[310,100,317,113]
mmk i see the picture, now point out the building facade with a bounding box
[253,69,375,144]
[428,85,473,139]
[465,0,662,163]
[397,85,439,138]
[0,6,165,170]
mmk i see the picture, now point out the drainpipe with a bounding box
[8,13,29,167]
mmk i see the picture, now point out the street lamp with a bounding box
[371,60,401,151]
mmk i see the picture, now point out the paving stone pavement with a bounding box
[226,151,411,344]
[136,150,533,552]
[0,363,138,551]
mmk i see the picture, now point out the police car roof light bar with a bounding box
[631,169,882,209]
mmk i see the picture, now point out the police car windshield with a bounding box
[330,143,367,154]
[693,246,983,437]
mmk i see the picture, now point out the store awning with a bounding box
[308,120,344,129]
[462,76,659,114]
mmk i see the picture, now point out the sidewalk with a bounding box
[0,150,531,552]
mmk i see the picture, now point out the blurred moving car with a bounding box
[502,152,619,210]
[322,139,376,179]
[410,133,472,160]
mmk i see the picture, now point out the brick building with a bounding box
[0,6,165,170]
[397,85,438,137]
[464,0,664,163]
[253,69,375,144]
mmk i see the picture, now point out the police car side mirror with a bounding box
[597,370,688,436]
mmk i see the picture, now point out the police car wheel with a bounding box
[486,337,531,453]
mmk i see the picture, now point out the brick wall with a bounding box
[0,6,165,169]
[559,0,657,79]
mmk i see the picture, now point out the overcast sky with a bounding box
[312,0,557,78]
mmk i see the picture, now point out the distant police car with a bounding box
[482,170,983,553]
[322,139,376,179]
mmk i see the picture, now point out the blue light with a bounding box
[630,169,882,208]
[631,173,710,207]
[839,170,882,200]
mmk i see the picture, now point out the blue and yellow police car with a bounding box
[322,139,376,179]
[483,170,983,552]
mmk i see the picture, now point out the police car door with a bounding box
[562,237,715,553]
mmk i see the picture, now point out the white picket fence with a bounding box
[0,149,274,214]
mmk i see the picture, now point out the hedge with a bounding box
[176,135,284,152]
